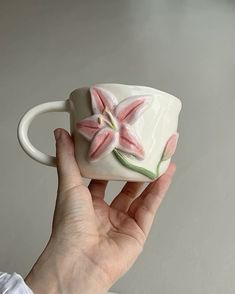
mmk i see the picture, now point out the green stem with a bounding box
[113,149,157,180]
[156,159,161,178]
[156,152,165,176]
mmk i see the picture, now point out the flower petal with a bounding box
[114,95,152,124]
[76,114,104,140]
[90,86,118,114]
[117,124,145,159]
[162,133,179,161]
[88,127,118,162]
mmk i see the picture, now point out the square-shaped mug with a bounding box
[17,83,182,182]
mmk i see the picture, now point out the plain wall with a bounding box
[1,0,235,293]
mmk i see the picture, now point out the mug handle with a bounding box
[17,100,70,166]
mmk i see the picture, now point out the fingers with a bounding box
[88,180,108,199]
[54,128,84,193]
[110,182,144,212]
[128,163,176,237]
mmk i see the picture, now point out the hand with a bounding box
[25,128,176,294]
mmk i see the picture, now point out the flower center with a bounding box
[98,106,118,131]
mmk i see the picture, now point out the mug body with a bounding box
[69,83,182,182]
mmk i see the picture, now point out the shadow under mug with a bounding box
[17,83,182,182]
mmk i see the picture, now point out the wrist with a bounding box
[25,240,111,294]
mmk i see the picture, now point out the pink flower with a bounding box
[76,86,152,162]
[162,133,179,161]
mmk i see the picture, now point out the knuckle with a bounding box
[139,202,155,217]
[124,189,134,198]
[59,183,87,195]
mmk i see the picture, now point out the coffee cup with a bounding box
[17,83,182,182]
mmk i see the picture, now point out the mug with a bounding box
[17,83,182,182]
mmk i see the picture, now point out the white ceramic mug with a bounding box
[17,83,182,182]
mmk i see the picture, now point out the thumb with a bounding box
[52,129,95,236]
[54,128,84,193]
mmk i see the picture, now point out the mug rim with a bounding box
[69,83,182,110]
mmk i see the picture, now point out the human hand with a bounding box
[25,128,176,294]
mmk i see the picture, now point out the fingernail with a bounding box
[54,129,61,140]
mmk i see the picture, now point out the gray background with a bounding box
[0,0,235,293]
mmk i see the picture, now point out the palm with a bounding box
[93,196,146,249]
[79,190,146,283]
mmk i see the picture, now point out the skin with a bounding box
[25,128,176,294]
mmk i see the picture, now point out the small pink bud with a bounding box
[162,133,179,161]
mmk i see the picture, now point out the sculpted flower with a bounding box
[161,133,179,161]
[76,86,152,162]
